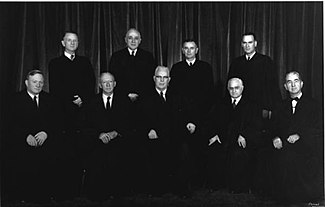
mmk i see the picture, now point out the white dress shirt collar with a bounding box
[102,93,113,106]
[186,58,196,66]
[128,48,138,56]
[246,51,256,60]
[156,88,167,96]
[231,95,242,105]
[64,51,75,60]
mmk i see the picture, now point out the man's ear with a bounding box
[61,40,65,47]
[284,83,288,91]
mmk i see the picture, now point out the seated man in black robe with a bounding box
[270,71,323,204]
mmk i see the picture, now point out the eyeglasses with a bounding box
[155,76,169,80]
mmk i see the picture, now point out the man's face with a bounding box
[228,79,244,99]
[154,68,170,91]
[99,73,116,96]
[61,33,79,53]
[182,41,198,61]
[125,29,141,50]
[25,73,44,95]
[284,73,303,96]
[241,35,257,55]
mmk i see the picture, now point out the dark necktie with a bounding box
[131,50,135,56]
[291,97,299,114]
[33,96,38,108]
[71,54,75,61]
[232,99,236,108]
[160,91,165,102]
[189,62,193,66]
[106,96,111,110]
[247,56,250,61]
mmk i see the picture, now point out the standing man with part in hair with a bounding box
[169,39,215,196]
[228,32,281,127]
[48,31,96,201]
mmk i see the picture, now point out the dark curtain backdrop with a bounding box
[0,2,323,120]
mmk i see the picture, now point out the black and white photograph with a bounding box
[0,1,323,207]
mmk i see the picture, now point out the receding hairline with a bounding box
[100,72,115,81]
[154,66,170,76]
[125,28,141,38]
[228,77,243,87]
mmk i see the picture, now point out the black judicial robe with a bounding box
[228,53,281,112]
[270,95,323,203]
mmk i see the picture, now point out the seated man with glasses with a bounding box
[139,66,190,196]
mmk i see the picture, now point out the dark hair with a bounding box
[182,39,198,47]
[242,32,257,41]
[26,70,43,80]
[63,31,78,39]
[285,70,303,82]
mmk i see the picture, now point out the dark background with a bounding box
[0,1,323,133]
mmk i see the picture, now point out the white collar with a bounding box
[27,91,39,99]
[246,51,256,60]
[186,59,196,66]
[128,48,138,56]
[291,92,302,101]
[156,88,167,95]
[102,93,113,100]
[231,95,242,104]
[64,51,75,60]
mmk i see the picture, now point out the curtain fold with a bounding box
[0,2,323,103]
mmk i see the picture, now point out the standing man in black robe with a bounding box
[228,32,281,126]
[48,31,96,200]
[108,28,157,194]
[169,39,215,194]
